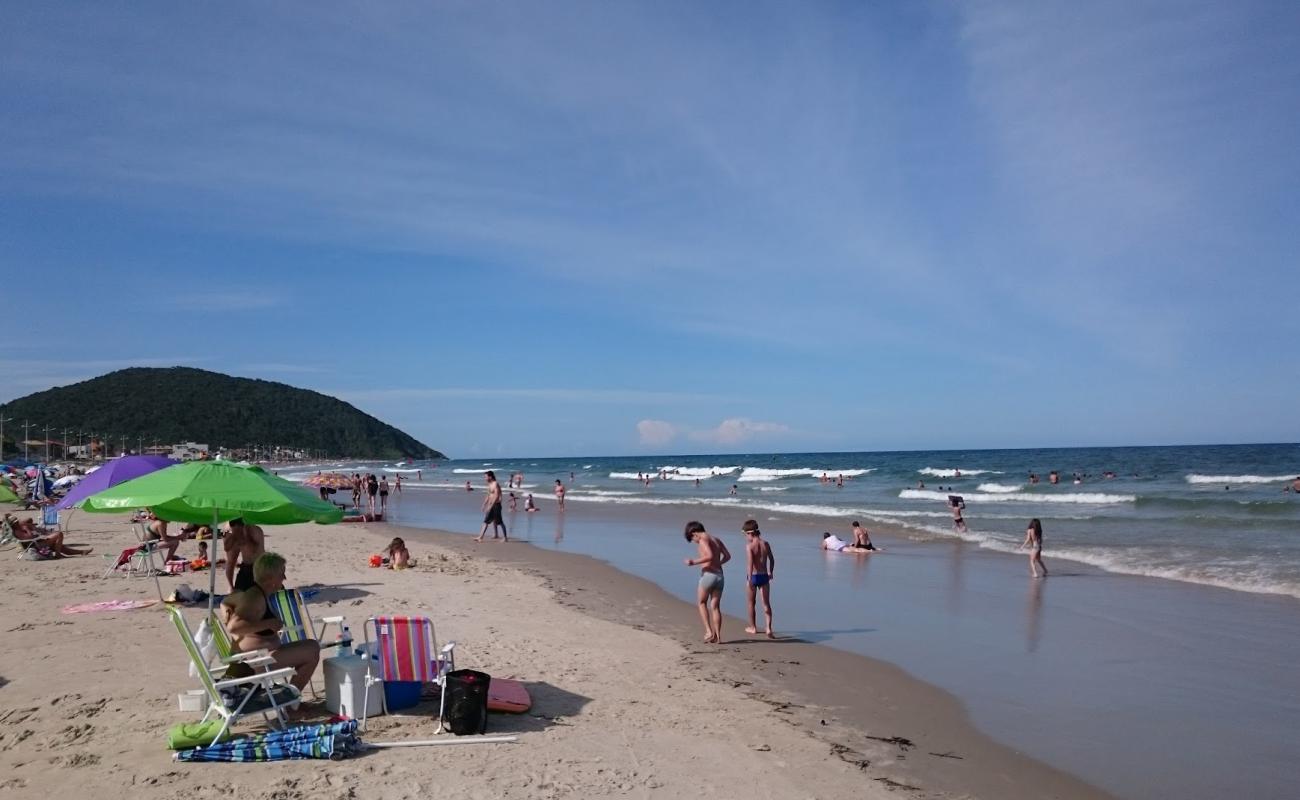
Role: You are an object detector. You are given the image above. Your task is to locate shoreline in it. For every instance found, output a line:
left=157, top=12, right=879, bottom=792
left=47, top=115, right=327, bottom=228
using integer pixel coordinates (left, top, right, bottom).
left=378, top=519, right=1112, bottom=799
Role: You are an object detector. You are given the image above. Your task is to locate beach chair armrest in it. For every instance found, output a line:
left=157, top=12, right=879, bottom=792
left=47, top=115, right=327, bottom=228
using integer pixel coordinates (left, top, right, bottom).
left=320, top=615, right=345, bottom=624
left=225, top=654, right=276, bottom=669
left=214, top=667, right=296, bottom=688
left=223, top=648, right=272, bottom=662
left=440, top=641, right=456, bottom=656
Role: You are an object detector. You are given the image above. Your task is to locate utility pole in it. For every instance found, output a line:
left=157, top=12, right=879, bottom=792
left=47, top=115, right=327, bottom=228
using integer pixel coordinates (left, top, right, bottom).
left=120, top=435, right=127, bottom=458
left=43, top=425, right=51, bottom=462
left=22, top=420, right=32, bottom=462
left=61, top=428, right=70, bottom=460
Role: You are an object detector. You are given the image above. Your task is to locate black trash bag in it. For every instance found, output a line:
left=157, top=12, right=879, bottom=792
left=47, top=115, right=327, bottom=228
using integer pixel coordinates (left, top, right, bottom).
left=442, top=669, right=491, bottom=735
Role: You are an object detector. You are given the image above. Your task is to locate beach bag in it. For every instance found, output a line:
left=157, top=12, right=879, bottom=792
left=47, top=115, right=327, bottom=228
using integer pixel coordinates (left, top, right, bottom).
left=442, top=669, right=491, bottom=735
left=167, top=720, right=232, bottom=750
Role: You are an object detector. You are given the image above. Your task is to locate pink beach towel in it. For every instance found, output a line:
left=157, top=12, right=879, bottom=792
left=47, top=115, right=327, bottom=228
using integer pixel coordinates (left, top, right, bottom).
left=62, top=599, right=157, bottom=614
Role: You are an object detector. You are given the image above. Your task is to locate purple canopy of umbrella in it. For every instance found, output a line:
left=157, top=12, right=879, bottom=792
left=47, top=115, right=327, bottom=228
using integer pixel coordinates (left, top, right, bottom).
left=57, top=455, right=178, bottom=510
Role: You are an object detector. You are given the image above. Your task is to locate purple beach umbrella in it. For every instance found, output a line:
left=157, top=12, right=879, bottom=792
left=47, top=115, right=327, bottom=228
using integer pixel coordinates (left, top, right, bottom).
left=57, top=455, right=178, bottom=511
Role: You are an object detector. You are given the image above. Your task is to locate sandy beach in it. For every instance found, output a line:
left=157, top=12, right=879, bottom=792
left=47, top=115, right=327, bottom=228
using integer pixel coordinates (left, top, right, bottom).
left=0, top=513, right=1108, bottom=799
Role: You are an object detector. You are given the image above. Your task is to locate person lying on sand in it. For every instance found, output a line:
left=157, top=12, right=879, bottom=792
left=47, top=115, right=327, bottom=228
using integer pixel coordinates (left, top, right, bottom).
left=221, top=552, right=320, bottom=693
left=821, top=532, right=874, bottom=553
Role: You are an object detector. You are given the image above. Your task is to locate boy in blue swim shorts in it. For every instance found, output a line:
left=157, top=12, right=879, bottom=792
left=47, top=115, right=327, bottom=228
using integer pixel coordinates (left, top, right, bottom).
left=742, top=519, right=776, bottom=639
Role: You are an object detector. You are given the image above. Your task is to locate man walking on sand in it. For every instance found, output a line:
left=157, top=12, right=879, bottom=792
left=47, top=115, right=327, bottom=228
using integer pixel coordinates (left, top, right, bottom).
left=742, top=519, right=776, bottom=638
left=683, top=520, right=730, bottom=644
left=475, top=470, right=508, bottom=542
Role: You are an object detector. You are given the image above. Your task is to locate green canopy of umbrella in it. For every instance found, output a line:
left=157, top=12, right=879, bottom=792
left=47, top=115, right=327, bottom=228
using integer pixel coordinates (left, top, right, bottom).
left=78, top=461, right=343, bottom=525
left=0, top=483, right=20, bottom=503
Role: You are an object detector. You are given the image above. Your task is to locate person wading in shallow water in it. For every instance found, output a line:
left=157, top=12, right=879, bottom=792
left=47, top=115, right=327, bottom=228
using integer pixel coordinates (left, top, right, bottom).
left=1021, top=518, right=1049, bottom=578
left=741, top=519, right=776, bottom=639
left=683, top=520, right=731, bottom=644
left=475, top=470, right=508, bottom=542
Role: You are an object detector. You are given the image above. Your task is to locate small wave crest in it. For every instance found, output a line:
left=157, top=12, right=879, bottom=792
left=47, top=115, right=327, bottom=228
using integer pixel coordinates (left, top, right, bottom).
left=737, top=467, right=873, bottom=482
left=899, top=488, right=1135, bottom=505
left=1185, top=474, right=1297, bottom=484
left=918, top=467, right=998, bottom=477
left=977, top=483, right=1022, bottom=493
left=659, top=465, right=742, bottom=477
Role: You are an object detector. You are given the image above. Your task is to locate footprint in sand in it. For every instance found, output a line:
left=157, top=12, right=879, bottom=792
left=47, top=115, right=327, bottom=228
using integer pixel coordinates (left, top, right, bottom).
left=53, top=723, right=94, bottom=748
left=0, top=707, right=39, bottom=725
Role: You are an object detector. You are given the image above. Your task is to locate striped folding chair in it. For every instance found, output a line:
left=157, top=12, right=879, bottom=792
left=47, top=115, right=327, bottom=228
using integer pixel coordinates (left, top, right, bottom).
left=266, top=589, right=346, bottom=697
left=360, top=616, right=456, bottom=731
left=207, top=610, right=277, bottom=672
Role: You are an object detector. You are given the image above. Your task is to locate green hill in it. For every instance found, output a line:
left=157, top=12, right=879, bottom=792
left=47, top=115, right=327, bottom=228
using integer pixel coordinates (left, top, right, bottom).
left=0, top=367, right=444, bottom=460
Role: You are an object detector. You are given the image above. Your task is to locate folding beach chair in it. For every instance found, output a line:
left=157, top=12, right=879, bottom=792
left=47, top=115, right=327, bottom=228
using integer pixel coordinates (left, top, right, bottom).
left=5, top=515, right=59, bottom=561
left=0, top=517, right=19, bottom=551
left=40, top=506, right=63, bottom=533
left=360, top=615, right=456, bottom=732
left=167, top=607, right=300, bottom=746
left=266, top=589, right=347, bottom=697
left=205, top=610, right=278, bottom=673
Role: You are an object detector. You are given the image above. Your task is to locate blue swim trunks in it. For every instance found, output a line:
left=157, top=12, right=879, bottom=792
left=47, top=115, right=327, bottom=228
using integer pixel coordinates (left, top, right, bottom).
left=749, top=573, right=770, bottom=587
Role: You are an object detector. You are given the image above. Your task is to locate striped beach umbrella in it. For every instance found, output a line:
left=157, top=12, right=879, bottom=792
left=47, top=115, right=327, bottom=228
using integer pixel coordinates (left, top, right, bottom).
left=175, top=721, right=363, bottom=762
left=303, top=472, right=354, bottom=489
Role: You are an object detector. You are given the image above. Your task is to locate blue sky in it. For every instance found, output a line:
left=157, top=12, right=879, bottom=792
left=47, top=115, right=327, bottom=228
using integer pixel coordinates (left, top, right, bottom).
left=2, top=2, right=1297, bottom=457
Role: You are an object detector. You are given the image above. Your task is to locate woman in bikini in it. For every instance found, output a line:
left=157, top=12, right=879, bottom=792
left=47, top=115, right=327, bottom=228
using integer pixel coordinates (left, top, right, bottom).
left=1021, top=518, right=1049, bottom=578
left=221, top=552, right=320, bottom=691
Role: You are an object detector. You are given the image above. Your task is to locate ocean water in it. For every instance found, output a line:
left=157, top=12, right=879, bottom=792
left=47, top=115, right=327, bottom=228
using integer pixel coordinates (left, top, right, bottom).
left=287, top=443, right=1300, bottom=599
left=280, top=444, right=1300, bottom=799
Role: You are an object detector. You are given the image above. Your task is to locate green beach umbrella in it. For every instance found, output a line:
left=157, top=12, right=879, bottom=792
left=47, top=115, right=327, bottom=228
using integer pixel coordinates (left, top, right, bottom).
left=80, top=460, right=342, bottom=607
left=79, top=460, right=342, bottom=525
left=0, top=483, right=20, bottom=503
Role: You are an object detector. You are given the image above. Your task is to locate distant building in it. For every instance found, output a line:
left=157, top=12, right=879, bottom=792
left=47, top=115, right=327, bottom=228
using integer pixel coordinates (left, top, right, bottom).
left=171, top=442, right=209, bottom=461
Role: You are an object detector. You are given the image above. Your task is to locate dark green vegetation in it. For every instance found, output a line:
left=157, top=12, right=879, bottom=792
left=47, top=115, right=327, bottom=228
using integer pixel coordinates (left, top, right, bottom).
left=0, top=367, right=443, bottom=460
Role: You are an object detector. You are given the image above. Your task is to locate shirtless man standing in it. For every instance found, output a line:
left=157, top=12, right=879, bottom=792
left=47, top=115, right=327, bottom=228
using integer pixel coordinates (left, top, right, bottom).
left=683, top=520, right=731, bottom=644
left=225, top=517, right=266, bottom=592
left=554, top=479, right=566, bottom=511
left=742, top=519, right=775, bottom=639
left=475, top=470, right=508, bottom=542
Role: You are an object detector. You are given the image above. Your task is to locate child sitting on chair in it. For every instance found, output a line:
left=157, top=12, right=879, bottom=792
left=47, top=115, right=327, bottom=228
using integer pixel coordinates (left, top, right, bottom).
left=386, top=537, right=414, bottom=569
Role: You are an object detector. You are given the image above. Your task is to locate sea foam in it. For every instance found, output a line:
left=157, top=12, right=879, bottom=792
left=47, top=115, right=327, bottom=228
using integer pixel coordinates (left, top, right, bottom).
left=918, top=467, right=998, bottom=477
left=899, top=488, right=1135, bottom=505
left=1185, top=474, right=1296, bottom=484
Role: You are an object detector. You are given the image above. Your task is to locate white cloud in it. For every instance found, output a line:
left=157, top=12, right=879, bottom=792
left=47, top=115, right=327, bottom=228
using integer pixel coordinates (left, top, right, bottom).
left=636, top=419, right=680, bottom=446
left=689, top=418, right=790, bottom=445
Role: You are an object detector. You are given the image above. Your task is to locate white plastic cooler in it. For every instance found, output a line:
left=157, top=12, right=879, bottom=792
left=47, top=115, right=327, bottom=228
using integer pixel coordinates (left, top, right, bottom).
left=323, top=652, right=382, bottom=720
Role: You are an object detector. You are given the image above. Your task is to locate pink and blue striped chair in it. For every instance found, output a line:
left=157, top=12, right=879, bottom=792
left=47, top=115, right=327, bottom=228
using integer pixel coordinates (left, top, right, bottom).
left=360, top=615, right=456, bottom=731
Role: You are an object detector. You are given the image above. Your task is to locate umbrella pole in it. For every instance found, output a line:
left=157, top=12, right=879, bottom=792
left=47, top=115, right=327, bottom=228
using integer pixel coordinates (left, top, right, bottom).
left=362, top=736, right=517, bottom=748
left=208, top=508, right=219, bottom=612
